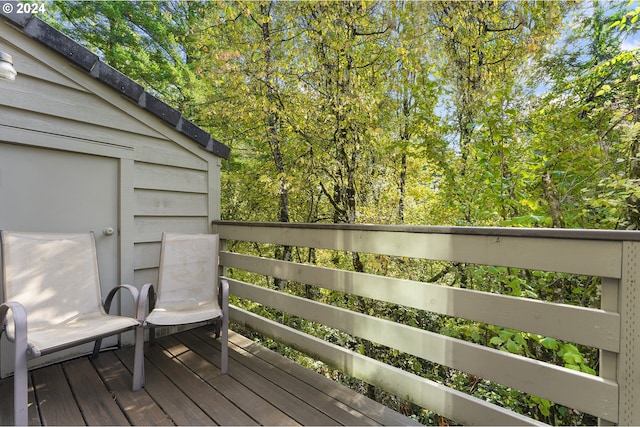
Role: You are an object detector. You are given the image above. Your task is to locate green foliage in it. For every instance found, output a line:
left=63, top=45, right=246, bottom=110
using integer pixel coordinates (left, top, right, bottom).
left=43, top=1, right=639, bottom=424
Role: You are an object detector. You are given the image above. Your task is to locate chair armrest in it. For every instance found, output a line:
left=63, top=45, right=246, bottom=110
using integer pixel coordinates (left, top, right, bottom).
left=103, top=284, right=141, bottom=319
left=138, top=283, right=156, bottom=324
left=0, top=301, right=31, bottom=355
left=219, top=277, right=229, bottom=304
left=220, top=278, right=229, bottom=315
left=92, top=284, right=150, bottom=360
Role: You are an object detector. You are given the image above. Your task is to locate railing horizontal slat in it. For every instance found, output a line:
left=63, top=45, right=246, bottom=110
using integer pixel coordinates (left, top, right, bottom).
left=220, top=252, right=620, bottom=352
left=229, top=278, right=618, bottom=422
left=215, top=224, right=622, bottom=278
left=230, top=305, right=547, bottom=426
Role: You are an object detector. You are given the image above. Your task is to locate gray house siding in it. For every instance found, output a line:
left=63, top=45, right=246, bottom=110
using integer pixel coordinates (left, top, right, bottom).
left=0, top=16, right=226, bottom=374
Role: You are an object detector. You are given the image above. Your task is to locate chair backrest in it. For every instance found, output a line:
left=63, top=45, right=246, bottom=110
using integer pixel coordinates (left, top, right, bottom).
left=1, top=231, right=105, bottom=331
left=156, top=233, right=219, bottom=309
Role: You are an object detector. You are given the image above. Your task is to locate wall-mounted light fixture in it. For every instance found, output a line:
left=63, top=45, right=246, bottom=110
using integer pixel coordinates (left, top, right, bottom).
left=0, top=51, right=17, bottom=81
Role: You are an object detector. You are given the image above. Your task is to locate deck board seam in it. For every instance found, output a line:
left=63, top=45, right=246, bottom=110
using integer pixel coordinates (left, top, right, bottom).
left=189, top=328, right=381, bottom=426
left=155, top=336, right=272, bottom=426
left=0, top=327, right=418, bottom=426
left=186, top=329, right=353, bottom=425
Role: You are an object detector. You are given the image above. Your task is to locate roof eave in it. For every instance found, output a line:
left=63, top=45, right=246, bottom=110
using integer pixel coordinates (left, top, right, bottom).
left=0, top=7, right=230, bottom=160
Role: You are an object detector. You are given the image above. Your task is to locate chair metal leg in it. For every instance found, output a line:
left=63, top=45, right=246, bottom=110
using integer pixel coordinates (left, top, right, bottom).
left=213, top=318, right=221, bottom=339
left=132, top=325, right=145, bottom=391
left=220, top=279, right=229, bottom=375
left=132, top=283, right=153, bottom=390
left=91, top=339, right=102, bottom=359
left=220, top=318, right=228, bottom=375
left=13, top=349, right=28, bottom=426
left=150, top=326, right=156, bottom=346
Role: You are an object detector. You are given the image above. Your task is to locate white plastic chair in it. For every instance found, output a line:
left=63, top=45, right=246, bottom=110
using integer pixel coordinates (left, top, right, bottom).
left=140, top=232, right=228, bottom=386
left=0, top=231, right=145, bottom=426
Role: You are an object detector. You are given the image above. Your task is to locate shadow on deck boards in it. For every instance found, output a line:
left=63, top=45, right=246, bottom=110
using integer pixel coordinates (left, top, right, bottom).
left=0, top=328, right=420, bottom=426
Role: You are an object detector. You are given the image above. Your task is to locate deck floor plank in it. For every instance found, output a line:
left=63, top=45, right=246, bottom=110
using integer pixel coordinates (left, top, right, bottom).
left=92, top=351, right=172, bottom=426
left=0, top=327, right=420, bottom=426
left=0, top=374, right=40, bottom=426
left=177, top=330, right=342, bottom=426
left=62, top=357, right=130, bottom=426
left=195, top=329, right=380, bottom=426
left=31, top=363, right=85, bottom=426
left=26, top=377, right=40, bottom=427
left=158, top=335, right=300, bottom=426
left=144, top=340, right=257, bottom=426
left=115, top=347, right=216, bottom=426
left=226, top=330, right=421, bottom=426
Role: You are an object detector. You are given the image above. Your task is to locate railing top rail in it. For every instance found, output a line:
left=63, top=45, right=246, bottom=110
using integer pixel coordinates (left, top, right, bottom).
left=213, top=220, right=640, bottom=242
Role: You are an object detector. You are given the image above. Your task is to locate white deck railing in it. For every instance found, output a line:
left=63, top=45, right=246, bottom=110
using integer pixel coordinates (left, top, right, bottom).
left=211, top=221, right=640, bottom=425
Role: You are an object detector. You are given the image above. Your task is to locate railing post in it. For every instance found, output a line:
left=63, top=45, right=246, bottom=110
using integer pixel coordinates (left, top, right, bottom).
left=600, top=277, right=619, bottom=426
left=617, top=241, right=640, bottom=425
left=212, top=222, right=228, bottom=278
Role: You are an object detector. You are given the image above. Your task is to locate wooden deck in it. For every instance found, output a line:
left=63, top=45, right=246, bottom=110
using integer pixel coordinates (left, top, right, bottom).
left=0, top=327, right=420, bottom=426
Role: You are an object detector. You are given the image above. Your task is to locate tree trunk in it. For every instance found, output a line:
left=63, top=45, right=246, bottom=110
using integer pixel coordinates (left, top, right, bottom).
left=541, top=172, right=565, bottom=228
left=398, top=153, right=407, bottom=223
left=260, top=2, right=291, bottom=288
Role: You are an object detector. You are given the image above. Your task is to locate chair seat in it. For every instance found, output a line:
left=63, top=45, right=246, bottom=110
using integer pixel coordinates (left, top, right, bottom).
left=145, top=301, right=222, bottom=326
left=6, top=313, right=139, bottom=355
